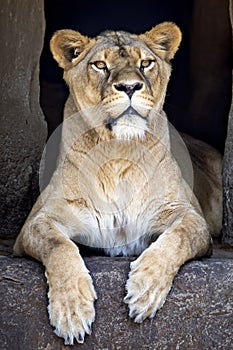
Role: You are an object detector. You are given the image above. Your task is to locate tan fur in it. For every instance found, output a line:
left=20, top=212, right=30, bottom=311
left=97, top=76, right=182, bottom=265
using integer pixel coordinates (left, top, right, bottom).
left=14, top=22, right=222, bottom=345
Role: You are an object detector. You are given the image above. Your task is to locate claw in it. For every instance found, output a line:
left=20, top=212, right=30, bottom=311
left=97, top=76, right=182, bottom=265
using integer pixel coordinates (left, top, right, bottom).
left=86, top=322, right=92, bottom=335
left=129, top=307, right=137, bottom=318
left=149, top=309, right=157, bottom=319
left=124, top=294, right=133, bottom=303
left=134, top=313, right=146, bottom=323
left=64, top=334, right=74, bottom=346
left=77, top=332, right=84, bottom=344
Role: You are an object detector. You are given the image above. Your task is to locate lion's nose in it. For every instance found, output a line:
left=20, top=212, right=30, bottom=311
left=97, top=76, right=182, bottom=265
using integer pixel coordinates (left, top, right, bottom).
left=114, top=82, right=143, bottom=99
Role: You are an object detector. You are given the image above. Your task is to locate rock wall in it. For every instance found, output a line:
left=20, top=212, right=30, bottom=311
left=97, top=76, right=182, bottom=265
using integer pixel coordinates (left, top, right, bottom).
left=0, top=0, right=46, bottom=240
left=222, top=0, right=233, bottom=245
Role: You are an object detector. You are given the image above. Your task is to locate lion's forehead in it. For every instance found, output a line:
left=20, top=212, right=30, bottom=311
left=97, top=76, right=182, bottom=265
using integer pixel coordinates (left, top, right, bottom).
left=97, top=30, right=140, bottom=46
left=87, top=32, right=155, bottom=63
left=94, top=48, right=142, bottom=64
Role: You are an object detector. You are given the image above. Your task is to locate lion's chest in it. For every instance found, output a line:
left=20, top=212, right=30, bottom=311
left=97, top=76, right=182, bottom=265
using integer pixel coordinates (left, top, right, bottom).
left=61, top=137, right=182, bottom=256
left=69, top=157, right=168, bottom=256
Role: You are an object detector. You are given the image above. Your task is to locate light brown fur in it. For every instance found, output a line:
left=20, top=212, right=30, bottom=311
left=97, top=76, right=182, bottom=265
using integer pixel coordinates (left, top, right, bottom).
left=14, top=22, right=222, bottom=345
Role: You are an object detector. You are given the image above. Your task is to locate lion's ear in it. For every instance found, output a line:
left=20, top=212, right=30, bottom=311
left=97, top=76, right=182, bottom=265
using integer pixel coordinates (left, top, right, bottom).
left=50, top=29, right=92, bottom=69
left=140, top=22, right=182, bottom=62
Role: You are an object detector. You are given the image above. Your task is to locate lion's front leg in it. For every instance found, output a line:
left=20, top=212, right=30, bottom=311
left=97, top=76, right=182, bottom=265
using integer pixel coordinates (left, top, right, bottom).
left=124, top=210, right=211, bottom=322
left=46, top=244, right=97, bottom=345
left=14, top=219, right=97, bottom=345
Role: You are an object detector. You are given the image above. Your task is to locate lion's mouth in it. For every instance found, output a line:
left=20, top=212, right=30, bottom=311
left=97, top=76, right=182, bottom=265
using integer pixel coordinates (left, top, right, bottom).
left=104, top=107, right=146, bottom=131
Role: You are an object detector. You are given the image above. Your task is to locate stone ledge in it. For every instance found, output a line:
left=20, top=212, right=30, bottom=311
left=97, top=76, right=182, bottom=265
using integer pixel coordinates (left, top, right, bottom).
left=0, top=255, right=233, bottom=350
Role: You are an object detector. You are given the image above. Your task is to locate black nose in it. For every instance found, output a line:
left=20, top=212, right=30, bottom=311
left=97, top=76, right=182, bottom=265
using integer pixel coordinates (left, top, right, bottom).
left=114, top=82, right=143, bottom=98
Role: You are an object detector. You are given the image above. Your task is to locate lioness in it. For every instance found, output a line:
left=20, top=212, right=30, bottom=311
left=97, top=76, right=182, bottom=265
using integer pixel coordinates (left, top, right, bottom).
left=14, top=22, right=222, bottom=345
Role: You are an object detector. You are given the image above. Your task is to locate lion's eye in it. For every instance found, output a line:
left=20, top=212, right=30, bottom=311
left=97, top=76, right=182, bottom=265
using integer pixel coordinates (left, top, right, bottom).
left=92, top=61, right=108, bottom=71
left=140, top=60, right=154, bottom=70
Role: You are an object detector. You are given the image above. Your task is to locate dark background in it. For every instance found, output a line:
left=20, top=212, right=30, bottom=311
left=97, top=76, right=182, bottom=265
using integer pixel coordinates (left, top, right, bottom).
left=40, top=0, right=232, bottom=152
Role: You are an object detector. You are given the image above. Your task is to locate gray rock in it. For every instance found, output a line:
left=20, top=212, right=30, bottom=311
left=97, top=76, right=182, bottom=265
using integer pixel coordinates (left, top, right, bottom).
left=0, top=255, right=233, bottom=350
left=222, top=0, right=233, bottom=246
left=0, top=0, right=46, bottom=237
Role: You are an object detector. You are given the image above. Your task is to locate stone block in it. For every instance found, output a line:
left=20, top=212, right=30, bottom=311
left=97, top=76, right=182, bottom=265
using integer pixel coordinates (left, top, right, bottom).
left=0, top=255, right=232, bottom=350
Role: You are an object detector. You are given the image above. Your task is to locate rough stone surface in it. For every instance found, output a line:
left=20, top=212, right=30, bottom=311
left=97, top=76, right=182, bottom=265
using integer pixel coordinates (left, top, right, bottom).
left=222, top=0, right=233, bottom=246
left=0, top=255, right=233, bottom=350
left=0, top=0, right=46, bottom=238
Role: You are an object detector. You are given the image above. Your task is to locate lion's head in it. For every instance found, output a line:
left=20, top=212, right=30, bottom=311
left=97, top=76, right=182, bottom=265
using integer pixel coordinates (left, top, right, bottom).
left=50, top=22, right=181, bottom=140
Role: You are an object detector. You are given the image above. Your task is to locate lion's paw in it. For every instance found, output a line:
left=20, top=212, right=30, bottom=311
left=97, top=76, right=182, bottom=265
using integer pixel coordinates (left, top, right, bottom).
left=47, top=272, right=97, bottom=345
left=124, top=257, right=174, bottom=323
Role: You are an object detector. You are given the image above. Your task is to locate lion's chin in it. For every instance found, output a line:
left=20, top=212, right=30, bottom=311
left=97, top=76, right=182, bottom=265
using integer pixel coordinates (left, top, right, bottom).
left=111, top=115, right=149, bottom=141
